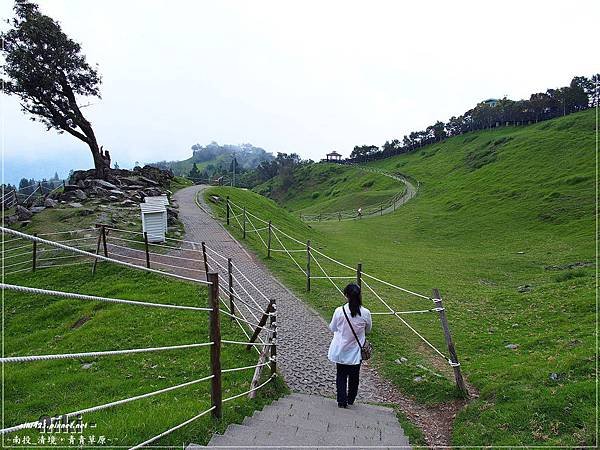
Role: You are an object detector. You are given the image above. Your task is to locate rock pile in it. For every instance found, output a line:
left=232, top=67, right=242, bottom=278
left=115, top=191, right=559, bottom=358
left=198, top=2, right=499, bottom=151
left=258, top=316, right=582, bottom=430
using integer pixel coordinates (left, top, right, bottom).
left=7, top=166, right=175, bottom=226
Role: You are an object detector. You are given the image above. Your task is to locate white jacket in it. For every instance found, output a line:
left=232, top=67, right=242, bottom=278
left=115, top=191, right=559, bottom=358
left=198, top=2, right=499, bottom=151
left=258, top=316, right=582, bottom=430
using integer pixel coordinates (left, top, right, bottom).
left=327, top=304, right=372, bottom=365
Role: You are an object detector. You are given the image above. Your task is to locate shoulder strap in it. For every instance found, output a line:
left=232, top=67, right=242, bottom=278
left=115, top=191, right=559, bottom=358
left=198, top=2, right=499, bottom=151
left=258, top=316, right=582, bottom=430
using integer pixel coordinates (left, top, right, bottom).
left=342, top=305, right=363, bottom=348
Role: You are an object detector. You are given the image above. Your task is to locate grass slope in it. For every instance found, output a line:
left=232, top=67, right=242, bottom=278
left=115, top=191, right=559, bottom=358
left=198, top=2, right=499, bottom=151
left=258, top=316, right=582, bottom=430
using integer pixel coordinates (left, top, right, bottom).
left=254, top=163, right=403, bottom=215
left=204, top=109, right=596, bottom=446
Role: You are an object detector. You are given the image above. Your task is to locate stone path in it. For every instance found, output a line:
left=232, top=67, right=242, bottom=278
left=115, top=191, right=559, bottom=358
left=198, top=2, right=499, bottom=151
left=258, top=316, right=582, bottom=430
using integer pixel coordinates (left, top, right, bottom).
left=188, top=393, right=411, bottom=449
left=174, top=185, right=393, bottom=401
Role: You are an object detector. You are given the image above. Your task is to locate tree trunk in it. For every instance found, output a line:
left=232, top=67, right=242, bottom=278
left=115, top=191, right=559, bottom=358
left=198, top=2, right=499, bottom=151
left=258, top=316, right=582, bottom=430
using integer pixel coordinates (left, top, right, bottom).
left=88, top=140, right=110, bottom=179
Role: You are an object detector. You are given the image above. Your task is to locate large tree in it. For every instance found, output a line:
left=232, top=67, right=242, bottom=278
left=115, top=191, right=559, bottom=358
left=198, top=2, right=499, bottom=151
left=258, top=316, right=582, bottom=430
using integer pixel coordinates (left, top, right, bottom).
left=1, top=1, right=110, bottom=178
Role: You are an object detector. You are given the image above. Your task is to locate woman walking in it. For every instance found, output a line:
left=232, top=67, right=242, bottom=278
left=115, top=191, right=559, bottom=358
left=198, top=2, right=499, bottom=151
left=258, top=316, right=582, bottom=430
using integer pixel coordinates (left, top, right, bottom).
left=327, top=283, right=372, bottom=408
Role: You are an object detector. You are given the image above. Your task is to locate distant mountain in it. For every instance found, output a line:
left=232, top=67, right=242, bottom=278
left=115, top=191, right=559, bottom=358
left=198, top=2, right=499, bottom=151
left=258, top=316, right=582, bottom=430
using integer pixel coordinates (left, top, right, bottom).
left=151, top=142, right=275, bottom=177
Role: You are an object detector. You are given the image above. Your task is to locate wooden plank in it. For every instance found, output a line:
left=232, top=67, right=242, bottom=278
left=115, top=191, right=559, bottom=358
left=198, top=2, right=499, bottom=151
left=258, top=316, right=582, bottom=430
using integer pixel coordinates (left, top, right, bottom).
left=246, top=300, right=274, bottom=350
left=201, top=242, right=209, bottom=281
left=248, top=346, right=269, bottom=399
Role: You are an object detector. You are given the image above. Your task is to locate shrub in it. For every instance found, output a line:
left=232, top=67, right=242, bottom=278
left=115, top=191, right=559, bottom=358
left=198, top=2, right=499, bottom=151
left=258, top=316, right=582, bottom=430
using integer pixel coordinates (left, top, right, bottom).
left=311, top=192, right=320, bottom=199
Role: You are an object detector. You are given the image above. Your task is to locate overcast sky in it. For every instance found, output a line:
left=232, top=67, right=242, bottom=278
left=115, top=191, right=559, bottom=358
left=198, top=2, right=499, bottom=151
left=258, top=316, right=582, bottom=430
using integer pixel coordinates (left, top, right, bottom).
left=2, top=0, right=598, bottom=184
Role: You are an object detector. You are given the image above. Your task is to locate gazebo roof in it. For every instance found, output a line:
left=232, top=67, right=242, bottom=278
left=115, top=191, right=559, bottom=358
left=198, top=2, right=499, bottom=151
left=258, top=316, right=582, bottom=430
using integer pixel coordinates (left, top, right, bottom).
left=327, top=151, right=342, bottom=156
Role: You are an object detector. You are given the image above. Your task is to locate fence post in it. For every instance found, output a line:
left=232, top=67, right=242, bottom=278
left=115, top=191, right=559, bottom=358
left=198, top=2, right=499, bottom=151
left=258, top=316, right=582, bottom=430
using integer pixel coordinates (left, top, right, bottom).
left=207, top=272, right=222, bottom=419
left=32, top=233, right=37, bottom=272
left=356, top=263, right=362, bottom=289
left=226, top=196, right=230, bottom=226
left=267, top=221, right=272, bottom=258
left=380, top=205, right=383, bottom=216
left=247, top=300, right=274, bottom=349
left=101, top=226, right=108, bottom=257
left=201, top=242, right=209, bottom=280
left=306, top=240, right=311, bottom=292
left=338, top=212, right=341, bottom=222
left=143, top=232, right=150, bottom=269
left=243, top=207, right=246, bottom=239
left=394, top=198, right=397, bottom=211
left=432, top=288, right=468, bottom=396
left=92, top=227, right=103, bottom=275
left=270, top=298, right=277, bottom=375
left=228, top=257, right=234, bottom=318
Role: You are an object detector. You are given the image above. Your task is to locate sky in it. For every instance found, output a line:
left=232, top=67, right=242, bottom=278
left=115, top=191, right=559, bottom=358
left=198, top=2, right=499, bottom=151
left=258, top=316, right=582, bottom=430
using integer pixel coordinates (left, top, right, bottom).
left=1, top=0, right=598, bottom=185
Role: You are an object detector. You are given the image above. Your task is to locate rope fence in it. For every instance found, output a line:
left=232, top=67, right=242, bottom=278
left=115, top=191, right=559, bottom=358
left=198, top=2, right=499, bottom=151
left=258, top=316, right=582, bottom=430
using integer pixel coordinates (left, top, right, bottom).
left=1, top=228, right=280, bottom=446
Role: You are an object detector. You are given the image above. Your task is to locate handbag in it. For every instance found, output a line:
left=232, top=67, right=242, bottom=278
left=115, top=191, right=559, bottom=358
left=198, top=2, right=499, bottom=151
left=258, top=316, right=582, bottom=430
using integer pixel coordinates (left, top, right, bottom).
left=342, top=305, right=373, bottom=361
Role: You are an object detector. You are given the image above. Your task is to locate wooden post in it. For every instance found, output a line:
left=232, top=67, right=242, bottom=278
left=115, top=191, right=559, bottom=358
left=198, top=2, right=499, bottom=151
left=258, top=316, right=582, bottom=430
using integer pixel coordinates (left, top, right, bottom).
left=242, top=207, right=246, bottom=239
left=207, top=272, right=222, bottom=419
left=432, top=288, right=468, bottom=396
left=143, top=232, right=150, bottom=269
left=226, top=196, right=230, bottom=225
left=248, top=345, right=269, bottom=399
left=267, top=221, right=272, bottom=258
left=247, top=300, right=274, bottom=350
left=356, top=263, right=362, bottom=289
left=32, top=233, right=37, bottom=272
left=92, top=228, right=103, bottom=275
left=338, top=212, right=341, bottom=222
left=201, top=242, right=209, bottom=281
left=270, top=298, right=277, bottom=375
left=394, top=198, right=397, bottom=211
left=306, top=240, right=311, bottom=292
left=101, top=226, right=108, bottom=257
left=380, top=205, right=383, bottom=216
left=228, top=257, right=234, bottom=318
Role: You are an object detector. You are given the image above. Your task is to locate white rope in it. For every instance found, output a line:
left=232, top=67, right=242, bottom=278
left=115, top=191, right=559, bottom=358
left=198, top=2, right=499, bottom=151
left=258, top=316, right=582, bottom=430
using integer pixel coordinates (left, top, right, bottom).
left=1, top=237, right=24, bottom=245
left=3, top=243, right=31, bottom=252
left=309, top=276, right=355, bottom=280
left=105, top=226, right=143, bottom=235
left=244, top=213, right=269, bottom=249
left=37, top=261, right=90, bottom=270
left=269, top=248, right=305, bottom=253
left=3, top=251, right=30, bottom=260
left=221, top=340, right=273, bottom=346
left=3, top=260, right=30, bottom=269
left=1, top=374, right=215, bottom=435
left=37, top=228, right=95, bottom=237
left=203, top=244, right=228, bottom=260
left=1, top=342, right=214, bottom=363
left=218, top=307, right=269, bottom=331
left=221, top=359, right=271, bottom=373
left=230, top=261, right=271, bottom=303
left=1, top=227, right=212, bottom=285
left=362, top=279, right=446, bottom=360
left=222, top=374, right=275, bottom=403
left=1, top=283, right=212, bottom=312
left=310, top=251, right=345, bottom=297
left=270, top=227, right=307, bottom=276
left=361, top=271, right=431, bottom=300
left=4, top=267, right=31, bottom=276
left=128, top=406, right=216, bottom=450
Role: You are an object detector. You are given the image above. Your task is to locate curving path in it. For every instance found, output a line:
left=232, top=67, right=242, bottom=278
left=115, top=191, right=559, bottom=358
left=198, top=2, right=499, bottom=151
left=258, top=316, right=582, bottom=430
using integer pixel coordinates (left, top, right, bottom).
left=172, top=185, right=464, bottom=446
left=301, top=168, right=418, bottom=222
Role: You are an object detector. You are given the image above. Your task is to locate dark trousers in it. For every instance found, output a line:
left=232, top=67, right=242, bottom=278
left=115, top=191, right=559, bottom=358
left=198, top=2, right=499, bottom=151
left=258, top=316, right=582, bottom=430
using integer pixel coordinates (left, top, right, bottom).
left=336, top=362, right=361, bottom=405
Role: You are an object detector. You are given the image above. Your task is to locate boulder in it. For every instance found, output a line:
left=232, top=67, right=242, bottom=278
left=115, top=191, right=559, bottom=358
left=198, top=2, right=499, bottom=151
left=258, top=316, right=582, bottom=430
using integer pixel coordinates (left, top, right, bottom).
left=6, top=215, right=18, bottom=226
left=139, top=176, right=159, bottom=186
left=63, top=184, right=79, bottom=192
left=74, top=189, right=88, bottom=200
left=69, top=202, right=83, bottom=208
left=120, top=199, right=137, bottom=207
left=108, top=196, right=119, bottom=202
left=123, top=184, right=144, bottom=190
left=108, top=189, right=125, bottom=198
left=30, top=206, right=46, bottom=214
left=16, top=205, right=32, bottom=221
left=94, top=179, right=119, bottom=190
left=44, top=198, right=58, bottom=208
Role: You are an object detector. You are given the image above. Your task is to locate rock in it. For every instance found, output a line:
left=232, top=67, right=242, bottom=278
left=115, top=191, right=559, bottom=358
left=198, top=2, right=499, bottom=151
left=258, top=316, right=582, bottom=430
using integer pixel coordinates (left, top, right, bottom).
left=30, top=206, right=46, bottom=214
left=413, top=376, right=424, bottom=383
left=6, top=215, right=18, bottom=225
left=77, top=180, right=86, bottom=189
left=74, top=189, right=87, bottom=200
left=108, top=189, right=125, bottom=198
left=124, top=184, right=144, bottom=190
left=394, top=356, right=408, bottom=365
left=94, top=179, right=119, bottom=190
left=16, top=205, right=32, bottom=221
left=44, top=198, right=58, bottom=208
left=63, top=184, right=79, bottom=192
left=81, top=362, right=94, bottom=370
left=517, top=284, right=532, bottom=293
left=505, top=343, right=519, bottom=350
left=108, top=196, right=119, bottom=202
left=120, top=199, right=137, bottom=207
left=517, top=251, right=525, bottom=254
left=69, top=202, right=83, bottom=208
left=139, top=176, right=159, bottom=186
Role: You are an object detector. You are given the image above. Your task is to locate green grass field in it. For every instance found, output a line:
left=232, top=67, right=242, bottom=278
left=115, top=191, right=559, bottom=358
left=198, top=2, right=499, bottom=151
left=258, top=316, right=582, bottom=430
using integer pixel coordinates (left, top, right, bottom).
left=3, top=262, right=287, bottom=447
left=254, top=163, right=404, bottom=215
left=204, top=109, right=596, bottom=446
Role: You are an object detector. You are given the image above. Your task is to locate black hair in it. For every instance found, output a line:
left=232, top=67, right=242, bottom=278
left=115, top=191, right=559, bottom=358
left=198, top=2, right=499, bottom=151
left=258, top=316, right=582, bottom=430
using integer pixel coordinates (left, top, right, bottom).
left=343, top=283, right=362, bottom=317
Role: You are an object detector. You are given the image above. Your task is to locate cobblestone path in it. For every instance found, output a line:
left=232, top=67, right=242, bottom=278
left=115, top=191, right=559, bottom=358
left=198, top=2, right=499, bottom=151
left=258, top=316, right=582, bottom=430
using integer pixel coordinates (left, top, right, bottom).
left=174, top=185, right=400, bottom=401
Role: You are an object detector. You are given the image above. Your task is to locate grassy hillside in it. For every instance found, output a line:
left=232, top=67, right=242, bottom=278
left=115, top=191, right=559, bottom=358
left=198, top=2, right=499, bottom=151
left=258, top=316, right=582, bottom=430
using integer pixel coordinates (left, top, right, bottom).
left=254, top=163, right=404, bottom=215
left=204, top=109, right=596, bottom=446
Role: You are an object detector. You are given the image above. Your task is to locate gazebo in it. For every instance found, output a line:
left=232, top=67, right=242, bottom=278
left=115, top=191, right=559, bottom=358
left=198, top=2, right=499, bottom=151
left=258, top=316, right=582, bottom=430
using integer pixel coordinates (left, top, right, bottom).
left=326, top=151, right=342, bottom=162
